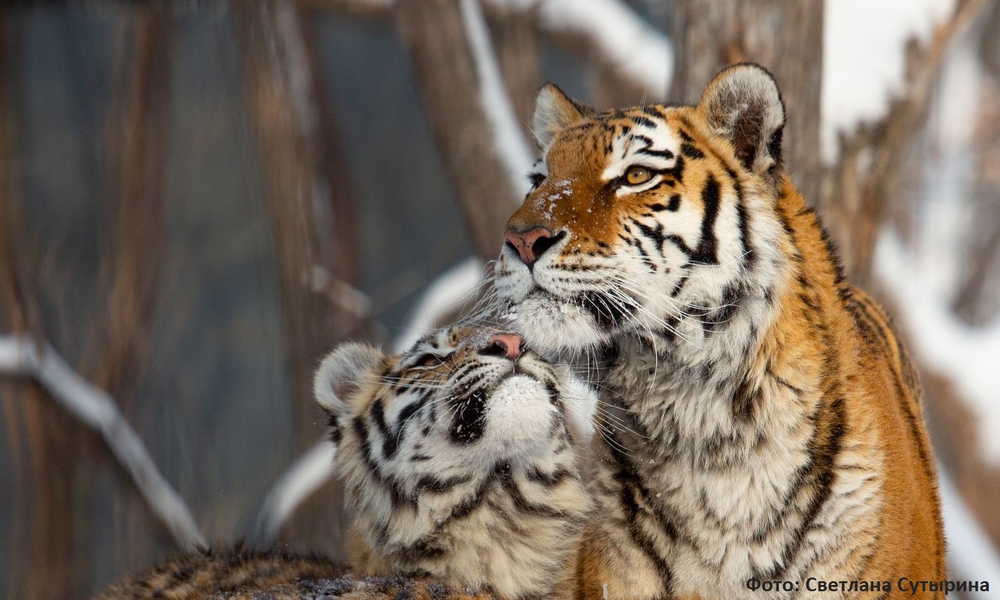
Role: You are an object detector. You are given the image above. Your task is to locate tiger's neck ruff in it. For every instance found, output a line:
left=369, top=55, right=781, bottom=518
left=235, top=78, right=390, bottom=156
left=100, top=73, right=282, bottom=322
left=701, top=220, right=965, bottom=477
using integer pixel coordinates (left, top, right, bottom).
left=496, top=65, right=943, bottom=599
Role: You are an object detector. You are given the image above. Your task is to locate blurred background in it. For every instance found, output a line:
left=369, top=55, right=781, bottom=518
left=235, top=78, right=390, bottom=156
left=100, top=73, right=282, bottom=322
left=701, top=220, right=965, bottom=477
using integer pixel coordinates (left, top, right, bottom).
left=0, top=0, right=998, bottom=598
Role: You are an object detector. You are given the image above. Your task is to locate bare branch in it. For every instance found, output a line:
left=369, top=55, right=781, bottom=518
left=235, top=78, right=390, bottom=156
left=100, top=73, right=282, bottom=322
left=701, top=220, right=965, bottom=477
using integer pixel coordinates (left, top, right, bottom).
left=251, top=439, right=337, bottom=544
left=515, top=0, right=672, bottom=102
left=306, top=0, right=672, bottom=103
left=0, top=335, right=207, bottom=552
left=826, top=0, right=991, bottom=282
left=460, top=0, right=534, bottom=195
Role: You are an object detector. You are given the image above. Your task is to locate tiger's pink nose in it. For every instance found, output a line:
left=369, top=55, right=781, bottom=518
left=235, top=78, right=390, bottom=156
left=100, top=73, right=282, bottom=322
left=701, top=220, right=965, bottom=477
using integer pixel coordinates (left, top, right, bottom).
left=504, top=227, right=555, bottom=268
left=485, top=334, right=522, bottom=360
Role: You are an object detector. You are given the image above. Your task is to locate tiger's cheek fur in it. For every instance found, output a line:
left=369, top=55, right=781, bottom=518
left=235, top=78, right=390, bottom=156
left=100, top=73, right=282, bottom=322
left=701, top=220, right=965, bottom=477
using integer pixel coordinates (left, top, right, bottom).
left=498, top=108, right=785, bottom=361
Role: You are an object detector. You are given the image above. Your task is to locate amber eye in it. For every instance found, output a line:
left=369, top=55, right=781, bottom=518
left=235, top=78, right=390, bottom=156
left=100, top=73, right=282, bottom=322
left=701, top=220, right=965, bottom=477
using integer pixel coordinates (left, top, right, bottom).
left=624, top=166, right=653, bottom=186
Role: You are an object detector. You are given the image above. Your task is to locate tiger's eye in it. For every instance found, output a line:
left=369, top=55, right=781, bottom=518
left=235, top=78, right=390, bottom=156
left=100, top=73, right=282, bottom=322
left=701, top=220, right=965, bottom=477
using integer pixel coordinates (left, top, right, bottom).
left=625, top=166, right=652, bottom=186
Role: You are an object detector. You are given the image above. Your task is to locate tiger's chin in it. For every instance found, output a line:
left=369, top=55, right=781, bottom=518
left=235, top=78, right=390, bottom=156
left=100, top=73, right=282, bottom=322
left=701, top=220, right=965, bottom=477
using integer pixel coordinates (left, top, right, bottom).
left=484, top=375, right=558, bottom=459
left=501, top=290, right=609, bottom=358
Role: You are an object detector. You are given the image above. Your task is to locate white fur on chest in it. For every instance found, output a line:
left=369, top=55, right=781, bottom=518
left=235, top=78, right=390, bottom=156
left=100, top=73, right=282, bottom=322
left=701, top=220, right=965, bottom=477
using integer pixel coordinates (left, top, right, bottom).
left=591, top=339, right=885, bottom=598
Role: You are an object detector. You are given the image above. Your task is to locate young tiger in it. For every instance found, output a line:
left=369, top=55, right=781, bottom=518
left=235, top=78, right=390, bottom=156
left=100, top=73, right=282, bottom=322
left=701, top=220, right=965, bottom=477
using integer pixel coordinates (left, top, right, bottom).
left=495, top=64, right=944, bottom=599
left=95, top=326, right=591, bottom=600
left=314, top=325, right=591, bottom=599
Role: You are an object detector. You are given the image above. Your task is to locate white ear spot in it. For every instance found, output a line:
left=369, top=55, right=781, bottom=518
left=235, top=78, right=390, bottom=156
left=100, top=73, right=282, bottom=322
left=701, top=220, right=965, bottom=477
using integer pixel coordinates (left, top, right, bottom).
left=314, top=343, right=383, bottom=416
left=698, top=63, right=785, bottom=176
left=532, top=83, right=593, bottom=149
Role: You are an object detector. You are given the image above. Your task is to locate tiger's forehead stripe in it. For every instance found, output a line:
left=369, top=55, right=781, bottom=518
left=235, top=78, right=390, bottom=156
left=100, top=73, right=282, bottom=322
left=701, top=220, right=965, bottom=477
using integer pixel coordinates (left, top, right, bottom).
left=513, top=105, right=737, bottom=255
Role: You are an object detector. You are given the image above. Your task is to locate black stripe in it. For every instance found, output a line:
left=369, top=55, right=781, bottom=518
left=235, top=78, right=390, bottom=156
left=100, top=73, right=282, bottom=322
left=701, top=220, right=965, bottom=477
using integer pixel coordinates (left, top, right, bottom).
left=581, top=290, right=635, bottom=329
left=415, top=473, right=472, bottom=494
left=726, top=167, right=754, bottom=269
left=326, top=412, right=341, bottom=446
left=680, top=143, right=704, bottom=159
left=633, top=220, right=666, bottom=257
left=666, top=154, right=685, bottom=181
left=353, top=417, right=412, bottom=509
left=637, top=147, right=675, bottom=160
left=606, top=432, right=675, bottom=594
left=526, top=467, right=574, bottom=487
left=690, top=175, right=721, bottom=265
left=630, top=234, right=656, bottom=272
left=631, top=116, right=657, bottom=129
left=669, top=270, right=689, bottom=298
left=371, top=399, right=398, bottom=459
left=449, top=388, right=487, bottom=444
left=499, top=467, right=571, bottom=518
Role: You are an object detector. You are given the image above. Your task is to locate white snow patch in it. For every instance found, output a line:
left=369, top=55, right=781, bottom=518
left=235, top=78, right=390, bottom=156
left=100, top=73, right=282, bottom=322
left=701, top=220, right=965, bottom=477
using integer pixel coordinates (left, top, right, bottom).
left=874, top=230, right=1000, bottom=462
left=896, top=34, right=981, bottom=303
left=821, top=0, right=956, bottom=161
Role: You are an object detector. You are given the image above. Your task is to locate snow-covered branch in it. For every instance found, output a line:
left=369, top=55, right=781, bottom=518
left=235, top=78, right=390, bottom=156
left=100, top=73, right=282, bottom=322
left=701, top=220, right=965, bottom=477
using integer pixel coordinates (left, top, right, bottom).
left=393, top=256, right=486, bottom=353
left=251, top=439, right=338, bottom=543
left=0, top=335, right=207, bottom=552
left=460, top=0, right=534, bottom=197
left=822, top=0, right=988, bottom=162
left=506, top=0, right=672, bottom=101
left=308, top=0, right=672, bottom=102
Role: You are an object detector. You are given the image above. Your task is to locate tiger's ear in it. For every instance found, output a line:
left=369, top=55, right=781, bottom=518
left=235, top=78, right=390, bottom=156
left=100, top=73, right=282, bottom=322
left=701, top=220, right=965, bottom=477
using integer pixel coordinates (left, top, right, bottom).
left=532, top=83, right=593, bottom=148
left=314, top=343, right=384, bottom=417
left=698, top=63, right=785, bottom=177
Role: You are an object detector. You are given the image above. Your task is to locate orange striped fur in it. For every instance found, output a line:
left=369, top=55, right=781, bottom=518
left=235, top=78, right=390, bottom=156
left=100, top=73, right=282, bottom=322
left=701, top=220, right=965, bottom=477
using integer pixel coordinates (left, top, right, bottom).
left=495, top=64, right=944, bottom=599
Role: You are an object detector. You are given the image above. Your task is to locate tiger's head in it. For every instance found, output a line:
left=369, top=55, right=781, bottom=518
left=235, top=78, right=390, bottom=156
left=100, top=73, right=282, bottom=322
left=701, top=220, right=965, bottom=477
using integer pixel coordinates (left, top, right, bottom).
left=313, top=325, right=591, bottom=597
left=496, top=64, right=791, bottom=361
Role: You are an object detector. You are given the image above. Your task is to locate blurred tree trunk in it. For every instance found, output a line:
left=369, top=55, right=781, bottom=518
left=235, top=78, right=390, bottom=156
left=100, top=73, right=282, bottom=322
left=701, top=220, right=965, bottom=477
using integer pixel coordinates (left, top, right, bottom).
left=98, top=6, right=173, bottom=581
left=0, top=15, right=77, bottom=600
left=235, top=0, right=366, bottom=562
left=99, top=8, right=169, bottom=411
left=951, top=0, right=1000, bottom=327
left=396, top=0, right=523, bottom=258
left=235, top=0, right=362, bottom=448
left=485, top=3, right=541, bottom=138
left=826, top=0, right=986, bottom=285
left=670, top=0, right=824, bottom=207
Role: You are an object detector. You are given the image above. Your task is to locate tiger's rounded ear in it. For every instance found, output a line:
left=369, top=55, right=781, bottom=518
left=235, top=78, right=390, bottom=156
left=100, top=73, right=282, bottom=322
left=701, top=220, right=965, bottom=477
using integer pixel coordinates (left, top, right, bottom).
left=532, top=83, right=593, bottom=148
left=314, top=343, right=384, bottom=416
left=698, top=63, right=785, bottom=177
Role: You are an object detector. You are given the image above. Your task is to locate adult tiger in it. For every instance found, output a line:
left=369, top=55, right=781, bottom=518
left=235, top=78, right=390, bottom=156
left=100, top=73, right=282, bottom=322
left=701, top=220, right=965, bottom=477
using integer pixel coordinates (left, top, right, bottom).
left=495, top=64, right=944, bottom=599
